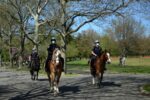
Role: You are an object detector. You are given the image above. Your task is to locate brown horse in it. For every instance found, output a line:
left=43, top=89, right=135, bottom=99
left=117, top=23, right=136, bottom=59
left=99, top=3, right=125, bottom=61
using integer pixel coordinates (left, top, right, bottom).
left=47, top=48, right=63, bottom=95
left=90, top=50, right=111, bottom=87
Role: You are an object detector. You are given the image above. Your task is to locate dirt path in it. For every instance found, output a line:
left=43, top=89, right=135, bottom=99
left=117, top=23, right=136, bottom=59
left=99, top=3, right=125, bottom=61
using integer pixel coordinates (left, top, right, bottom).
left=0, top=68, right=150, bottom=100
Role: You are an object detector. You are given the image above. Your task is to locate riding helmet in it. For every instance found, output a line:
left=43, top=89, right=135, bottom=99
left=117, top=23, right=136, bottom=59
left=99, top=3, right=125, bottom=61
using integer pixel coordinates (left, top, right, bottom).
left=51, top=37, right=56, bottom=44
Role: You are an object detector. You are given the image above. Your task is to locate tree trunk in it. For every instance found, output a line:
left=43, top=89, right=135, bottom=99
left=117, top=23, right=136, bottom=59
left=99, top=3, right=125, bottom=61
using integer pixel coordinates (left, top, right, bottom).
left=18, top=31, right=26, bottom=69
left=60, top=35, right=67, bottom=73
left=60, top=0, right=67, bottom=73
left=34, top=15, right=39, bottom=52
left=9, top=32, right=13, bottom=67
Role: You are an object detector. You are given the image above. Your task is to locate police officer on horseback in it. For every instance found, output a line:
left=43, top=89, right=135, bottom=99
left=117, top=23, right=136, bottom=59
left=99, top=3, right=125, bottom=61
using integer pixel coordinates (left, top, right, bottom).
left=30, top=47, right=40, bottom=69
left=29, top=47, right=40, bottom=80
left=45, top=37, right=64, bottom=72
left=90, top=40, right=106, bottom=70
left=91, top=40, right=102, bottom=57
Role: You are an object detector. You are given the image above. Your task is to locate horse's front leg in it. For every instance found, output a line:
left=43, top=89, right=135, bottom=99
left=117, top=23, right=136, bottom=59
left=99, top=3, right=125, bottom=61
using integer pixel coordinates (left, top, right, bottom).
left=50, top=73, right=55, bottom=92
left=100, top=72, right=103, bottom=84
left=97, top=75, right=101, bottom=87
left=92, top=76, right=96, bottom=85
left=53, top=73, right=60, bottom=95
left=96, top=70, right=101, bottom=88
left=47, top=72, right=52, bottom=92
left=55, top=71, right=62, bottom=94
left=98, top=72, right=104, bottom=88
left=53, top=81, right=59, bottom=96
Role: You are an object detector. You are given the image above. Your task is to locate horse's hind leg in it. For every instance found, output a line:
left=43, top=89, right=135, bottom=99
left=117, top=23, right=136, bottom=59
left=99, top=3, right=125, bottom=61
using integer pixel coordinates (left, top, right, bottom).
left=30, top=70, right=33, bottom=80
left=36, top=70, right=39, bottom=80
left=33, top=71, right=36, bottom=80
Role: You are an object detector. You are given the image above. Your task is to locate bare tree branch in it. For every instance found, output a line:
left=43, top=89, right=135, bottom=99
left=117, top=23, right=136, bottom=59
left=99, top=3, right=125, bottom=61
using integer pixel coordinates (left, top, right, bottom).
left=26, top=5, right=35, bottom=18
left=37, top=0, right=48, bottom=14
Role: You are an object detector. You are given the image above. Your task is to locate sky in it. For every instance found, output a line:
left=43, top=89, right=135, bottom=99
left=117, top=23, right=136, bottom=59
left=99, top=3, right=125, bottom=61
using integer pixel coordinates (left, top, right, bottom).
left=77, top=15, right=150, bottom=37
left=76, top=1, right=150, bottom=37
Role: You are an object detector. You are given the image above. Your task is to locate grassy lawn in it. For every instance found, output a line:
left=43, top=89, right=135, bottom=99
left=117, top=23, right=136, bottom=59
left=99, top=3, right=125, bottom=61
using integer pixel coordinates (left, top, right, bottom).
left=67, top=59, right=89, bottom=70
left=67, top=57, right=150, bottom=74
left=1, top=56, right=150, bottom=74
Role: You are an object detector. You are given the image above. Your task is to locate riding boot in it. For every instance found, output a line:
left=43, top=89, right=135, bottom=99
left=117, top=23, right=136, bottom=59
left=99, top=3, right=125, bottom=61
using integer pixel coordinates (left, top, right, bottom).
left=61, top=57, right=65, bottom=72
left=45, top=60, right=48, bottom=72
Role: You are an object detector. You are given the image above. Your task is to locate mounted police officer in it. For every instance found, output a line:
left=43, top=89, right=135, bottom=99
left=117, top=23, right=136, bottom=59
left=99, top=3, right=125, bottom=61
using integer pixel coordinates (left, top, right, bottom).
left=30, top=47, right=40, bottom=69
left=45, top=37, right=64, bottom=72
left=90, top=40, right=106, bottom=70
left=29, top=47, right=40, bottom=80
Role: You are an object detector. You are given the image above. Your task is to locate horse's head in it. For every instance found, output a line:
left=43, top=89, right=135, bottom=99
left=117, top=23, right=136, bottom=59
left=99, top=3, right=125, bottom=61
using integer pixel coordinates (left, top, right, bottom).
left=102, top=50, right=111, bottom=64
left=52, top=48, right=61, bottom=64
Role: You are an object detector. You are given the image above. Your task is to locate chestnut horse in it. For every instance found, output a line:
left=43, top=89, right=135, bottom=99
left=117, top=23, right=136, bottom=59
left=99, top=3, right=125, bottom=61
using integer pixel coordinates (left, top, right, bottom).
left=47, top=48, right=63, bottom=95
left=90, top=50, right=111, bottom=87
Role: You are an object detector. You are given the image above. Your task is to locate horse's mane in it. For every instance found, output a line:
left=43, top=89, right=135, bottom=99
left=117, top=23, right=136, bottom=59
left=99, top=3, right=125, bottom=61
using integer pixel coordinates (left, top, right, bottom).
left=51, top=48, right=61, bottom=64
left=52, top=48, right=58, bottom=61
left=98, top=50, right=109, bottom=62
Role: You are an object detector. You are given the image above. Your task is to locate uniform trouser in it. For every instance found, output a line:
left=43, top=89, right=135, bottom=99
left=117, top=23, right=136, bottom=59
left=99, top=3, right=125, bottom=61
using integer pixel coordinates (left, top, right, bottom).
left=45, top=58, right=51, bottom=72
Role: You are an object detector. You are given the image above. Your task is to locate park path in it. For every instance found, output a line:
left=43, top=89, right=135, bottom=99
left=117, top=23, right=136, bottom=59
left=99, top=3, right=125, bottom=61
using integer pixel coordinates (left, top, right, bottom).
left=0, top=68, right=150, bottom=100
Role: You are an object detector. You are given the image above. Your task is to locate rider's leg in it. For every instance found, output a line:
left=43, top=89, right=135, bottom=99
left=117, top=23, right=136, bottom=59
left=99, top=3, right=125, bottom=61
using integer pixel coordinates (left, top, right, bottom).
left=45, top=59, right=49, bottom=72
left=60, top=57, right=64, bottom=72
left=91, top=56, right=96, bottom=66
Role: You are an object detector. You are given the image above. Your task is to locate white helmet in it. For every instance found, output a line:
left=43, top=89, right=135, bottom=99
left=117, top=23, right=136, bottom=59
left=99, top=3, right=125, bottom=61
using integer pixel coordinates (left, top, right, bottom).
left=95, top=40, right=99, bottom=43
left=96, top=43, right=100, bottom=46
left=32, top=47, right=37, bottom=52
left=51, top=37, right=56, bottom=44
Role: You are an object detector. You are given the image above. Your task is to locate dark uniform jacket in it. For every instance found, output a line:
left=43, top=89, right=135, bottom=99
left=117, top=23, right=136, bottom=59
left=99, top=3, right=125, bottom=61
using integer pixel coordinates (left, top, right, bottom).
left=30, top=52, right=40, bottom=70
left=47, top=44, right=60, bottom=60
left=92, top=46, right=102, bottom=56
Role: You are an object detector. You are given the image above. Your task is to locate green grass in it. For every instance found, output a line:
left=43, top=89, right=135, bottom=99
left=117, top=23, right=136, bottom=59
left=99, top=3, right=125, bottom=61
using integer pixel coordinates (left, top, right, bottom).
left=143, top=84, right=150, bottom=92
left=2, top=57, right=150, bottom=74
left=67, top=57, right=150, bottom=74
left=67, top=59, right=89, bottom=70
left=107, top=64, right=150, bottom=74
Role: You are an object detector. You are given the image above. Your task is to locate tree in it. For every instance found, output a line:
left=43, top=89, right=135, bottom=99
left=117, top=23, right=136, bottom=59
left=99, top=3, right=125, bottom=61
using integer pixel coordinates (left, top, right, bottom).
left=66, top=41, right=79, bottom=58
left=76, top=29, right=100, bottom=58
left=1, top=0, right=32, bottom=67
left=0, top=2, right=18, bottom=67
left=107, top=16, right=145, bottom=56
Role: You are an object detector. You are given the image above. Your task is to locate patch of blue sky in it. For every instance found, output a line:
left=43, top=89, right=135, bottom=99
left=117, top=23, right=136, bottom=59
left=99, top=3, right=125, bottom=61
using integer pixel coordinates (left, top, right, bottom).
left=75, top=14, right=150, bottom=37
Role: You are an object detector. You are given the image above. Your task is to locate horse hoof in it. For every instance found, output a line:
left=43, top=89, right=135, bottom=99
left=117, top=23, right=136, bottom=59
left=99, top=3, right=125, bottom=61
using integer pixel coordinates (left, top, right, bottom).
left=54, top=92, right=58, bottom=96
left=50, top=88, right=53, bottom=93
